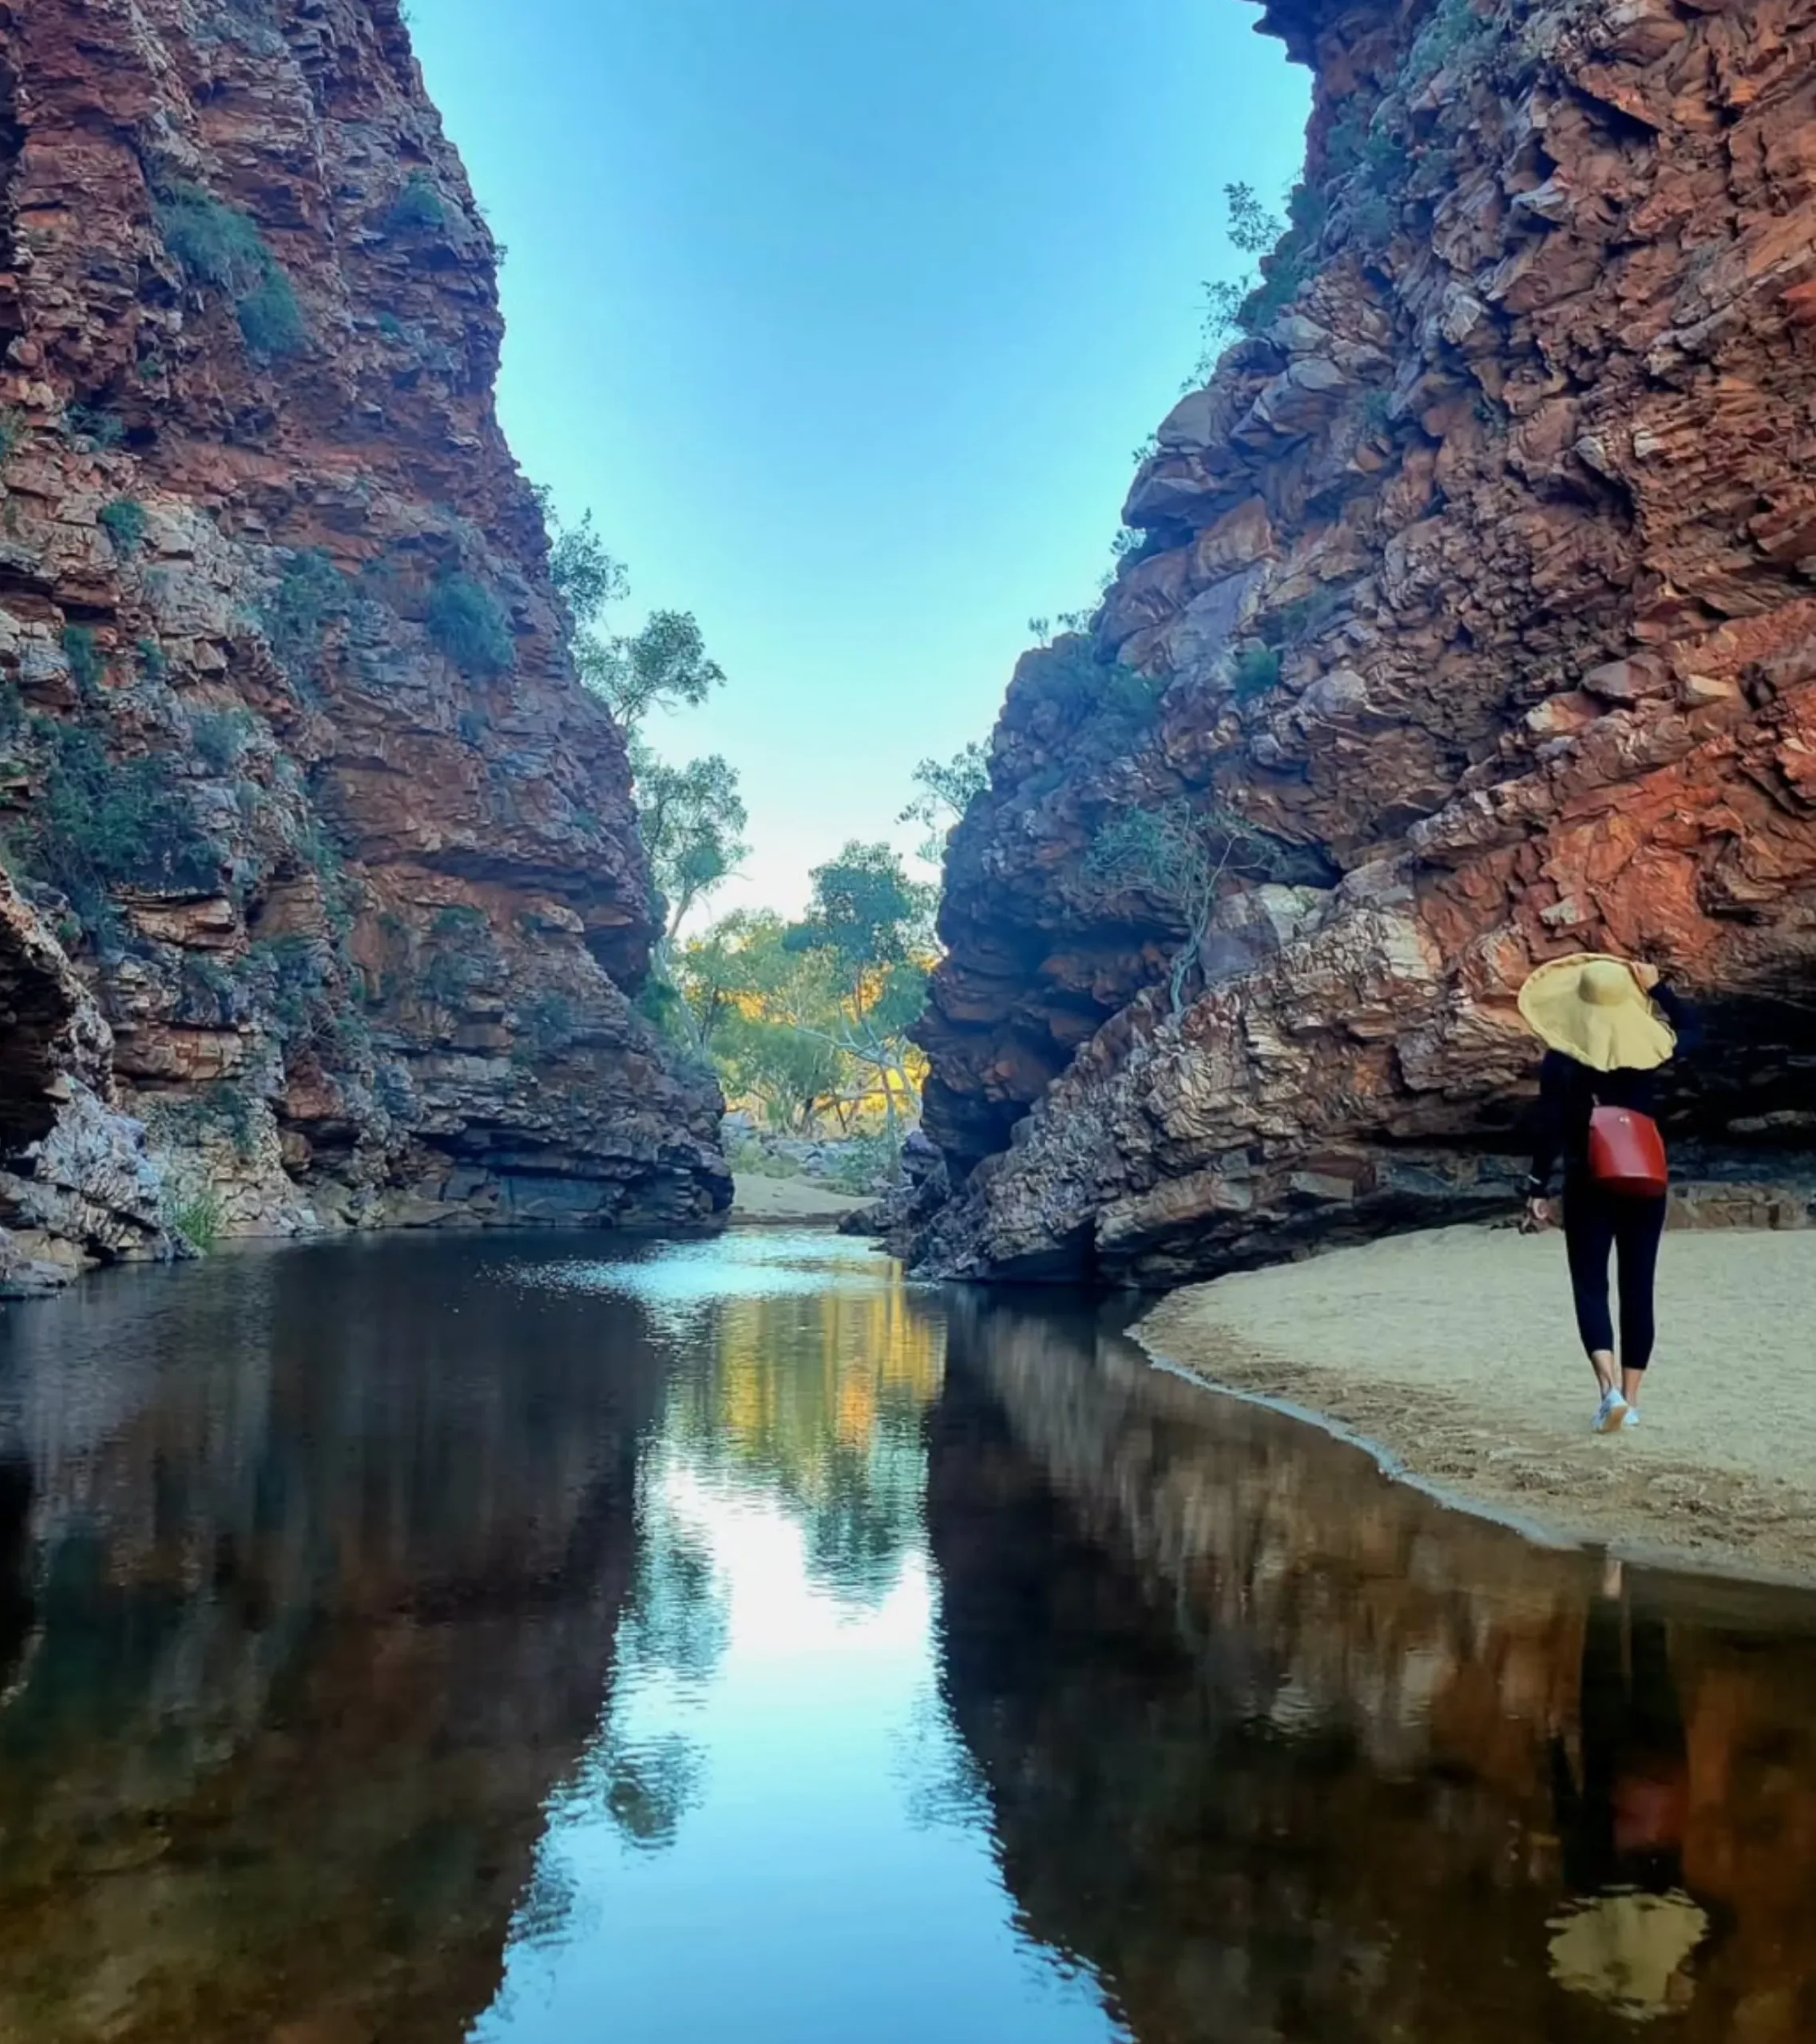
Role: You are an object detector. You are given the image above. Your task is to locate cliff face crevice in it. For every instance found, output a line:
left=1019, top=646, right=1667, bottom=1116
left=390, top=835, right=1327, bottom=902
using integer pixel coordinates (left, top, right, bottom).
left=0, top=0, right=729, bottom=1279
left=917, top=0, right=1816, bottom=1282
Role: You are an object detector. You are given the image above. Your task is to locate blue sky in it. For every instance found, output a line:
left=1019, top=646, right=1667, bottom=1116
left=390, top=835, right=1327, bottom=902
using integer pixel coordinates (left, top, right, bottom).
left=409, top=0, right=1310, bottom=917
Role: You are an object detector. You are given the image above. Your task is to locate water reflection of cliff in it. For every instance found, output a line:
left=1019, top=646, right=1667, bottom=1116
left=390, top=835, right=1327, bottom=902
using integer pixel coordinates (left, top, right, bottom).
left=930, top=1293, right=1816, bottom=2044
left=0, top=1239, right=669, bottom=2044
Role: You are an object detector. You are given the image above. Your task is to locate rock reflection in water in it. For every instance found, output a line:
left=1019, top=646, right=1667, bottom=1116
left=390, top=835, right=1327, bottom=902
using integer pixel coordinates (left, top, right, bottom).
left=0, top=1238, right=669, bottom=2044
left=0, top=1235, right=1812, bottom=2044
left=931, top=1290, right=1816, bottom=2044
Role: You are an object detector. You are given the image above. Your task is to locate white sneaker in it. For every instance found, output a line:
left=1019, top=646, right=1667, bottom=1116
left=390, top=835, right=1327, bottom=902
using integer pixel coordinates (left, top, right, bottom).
left=1620, top=1404, right=1642, bottom=1430
left=1596, top=1388, right=1631, bottom=1434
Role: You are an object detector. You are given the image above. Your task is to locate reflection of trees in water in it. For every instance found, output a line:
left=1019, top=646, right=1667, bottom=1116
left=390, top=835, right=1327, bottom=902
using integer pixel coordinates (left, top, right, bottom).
left=930, top=1294, right=1816, bottom=2044
left=666, top=1278, right=945, bottom=1607
left=619, top=1488, right=728, bottom=1691
left=596, top=1732, right=707, bottom=1852
left=583, top=1480, right=728, bottom=1856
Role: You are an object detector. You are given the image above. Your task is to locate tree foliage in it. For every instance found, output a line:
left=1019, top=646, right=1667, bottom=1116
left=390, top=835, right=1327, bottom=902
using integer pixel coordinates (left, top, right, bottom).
left=668, top=854, right=933, bottom=1143
left=549, top=510, right=629, bottom=628
left=788, top=840, right=933, bottom=969
left=898, top=742, right=988, bottom=866
left=542, top=501, right=742, bottom=936
left=549, top=508, right=724, bottom=726
left=1225, top=180, right=1283, bottom=256
left=1088, top=797, right=1287, bottom=1014
left=636, top=746, right=750, bottom=940
left=587, top=610, right=725, bottom=729
left=782, top=844, right=933, bottom=1147
left=671, top=913, right=843, bottom=1131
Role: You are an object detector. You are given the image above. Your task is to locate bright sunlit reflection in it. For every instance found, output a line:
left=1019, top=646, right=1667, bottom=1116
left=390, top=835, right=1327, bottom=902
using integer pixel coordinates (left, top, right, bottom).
left=472, top=1237, right=1121, bottom=2044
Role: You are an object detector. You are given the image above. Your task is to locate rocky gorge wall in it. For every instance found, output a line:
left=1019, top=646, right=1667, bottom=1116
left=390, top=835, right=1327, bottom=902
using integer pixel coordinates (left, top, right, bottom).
left=0, top=0, right=728, bottom=1290
left=915, top=0, right=1816, bottom=1283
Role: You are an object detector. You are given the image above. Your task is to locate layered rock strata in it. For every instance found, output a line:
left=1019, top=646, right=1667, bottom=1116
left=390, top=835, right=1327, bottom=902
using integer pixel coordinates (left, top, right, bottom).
left=0, top=0, right=728, bottom=1285
left=917, top=0, right=1816, bottom=1281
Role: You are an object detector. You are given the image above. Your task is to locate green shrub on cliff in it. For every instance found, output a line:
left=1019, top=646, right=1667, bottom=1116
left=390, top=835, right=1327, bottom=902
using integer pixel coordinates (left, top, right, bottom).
left=898, top=743, right=989, bottom=865
left=158, top=185, right=269, bottom=287
left=427, top=574, right=514, bottom=677
left=236, top=272, right=307, bottom=359
left=65, top=404, right=127, bottom=453
left=1239, top=183, right=1328, bottom=334
left=261, top=549, right=354, bottom=694
left=525, top=990, right=577, bottom=1055
left=169, top=1186, right=226, bottom=1255
left=146, top=1079, right=261, bottom=1162
left=180, top=953, right=244, bottom=1029
left=22, top=719, right=222, bottom=933
left=385, top=172, right=450, bottom=236
left=1406, top=0, right=1482, bottom=85
left=1262, top=586, right=1348, bottom=649
left=1230, top=646, right=1282, bottom=701
left=1088, top=797, right=1290, bottom=1014
left=1195, top=181, right=1296, bottom=358
left=189, top=707, right=258, bottom=774
left=1021, top=635, right=1165, bottom=755
left=420, top=945, right=487, bottom=1012
left=61, top=626, right=105, bottom=698
left=246, top=934, right=351, bottom=1055
left=99, top=498, right=149, bottom=557
left=157, top=182, right=307, bottom=361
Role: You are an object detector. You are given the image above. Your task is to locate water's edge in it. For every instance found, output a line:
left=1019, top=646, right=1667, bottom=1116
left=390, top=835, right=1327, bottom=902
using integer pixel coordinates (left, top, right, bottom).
left=1132, top=1317, right=1816, bottom=1598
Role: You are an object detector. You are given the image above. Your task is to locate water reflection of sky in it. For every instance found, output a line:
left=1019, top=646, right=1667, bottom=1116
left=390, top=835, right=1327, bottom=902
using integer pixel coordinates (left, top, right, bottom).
left=473, top=1236, right=1121, bottom=2044
left=521, top=1232, right=901, bottom=1340
left=6, top=1231, right=1812, bottom=2042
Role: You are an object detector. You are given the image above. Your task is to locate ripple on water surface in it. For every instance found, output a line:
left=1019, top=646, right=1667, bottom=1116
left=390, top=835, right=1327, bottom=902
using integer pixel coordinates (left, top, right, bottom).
left=0, top=1231, right=1810, bottom=2042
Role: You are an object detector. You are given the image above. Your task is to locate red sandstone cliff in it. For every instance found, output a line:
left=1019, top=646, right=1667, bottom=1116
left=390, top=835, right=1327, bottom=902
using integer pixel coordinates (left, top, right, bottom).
left=0, top=0, right=728, bottom=1285
left=916, top=0, right=1816, bottom=1282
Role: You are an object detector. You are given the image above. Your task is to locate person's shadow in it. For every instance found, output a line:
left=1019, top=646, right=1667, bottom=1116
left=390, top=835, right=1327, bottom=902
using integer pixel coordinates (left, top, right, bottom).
left=1547, top=1559, right=1710, bottom=2021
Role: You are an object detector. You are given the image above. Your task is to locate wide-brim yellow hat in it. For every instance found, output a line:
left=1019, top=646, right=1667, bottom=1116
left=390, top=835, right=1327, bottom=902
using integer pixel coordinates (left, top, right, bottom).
left=1546, top=1888, right=1708, bottom=2018
left=1517, top=953, right=1675, bottom=1073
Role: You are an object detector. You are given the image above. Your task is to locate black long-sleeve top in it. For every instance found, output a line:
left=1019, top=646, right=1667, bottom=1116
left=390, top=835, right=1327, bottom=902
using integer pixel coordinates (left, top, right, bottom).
left=1528, top=984, right=1695, bottom=1195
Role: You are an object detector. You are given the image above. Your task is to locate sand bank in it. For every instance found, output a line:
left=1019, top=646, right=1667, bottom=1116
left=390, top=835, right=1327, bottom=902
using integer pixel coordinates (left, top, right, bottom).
left=1137, top=1223, right=1816, bottom=1586
left=729, top=1175, right=869, bottom=1225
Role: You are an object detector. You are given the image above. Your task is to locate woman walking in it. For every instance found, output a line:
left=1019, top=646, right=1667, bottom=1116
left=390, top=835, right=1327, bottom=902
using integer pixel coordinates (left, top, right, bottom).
left=1519, top=956, right=1694, bottom=1433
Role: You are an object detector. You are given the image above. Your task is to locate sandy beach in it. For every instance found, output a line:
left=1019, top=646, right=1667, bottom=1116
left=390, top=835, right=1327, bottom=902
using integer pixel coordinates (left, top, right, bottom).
left=729, top=1175, right=870, bottom=1225
left=1137, top=1222, right=1816, bottom=1586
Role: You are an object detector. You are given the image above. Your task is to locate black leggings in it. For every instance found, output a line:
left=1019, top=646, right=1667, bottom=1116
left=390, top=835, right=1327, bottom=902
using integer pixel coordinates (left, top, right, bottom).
left=1564, top=1181, right=1667, bottom=1371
